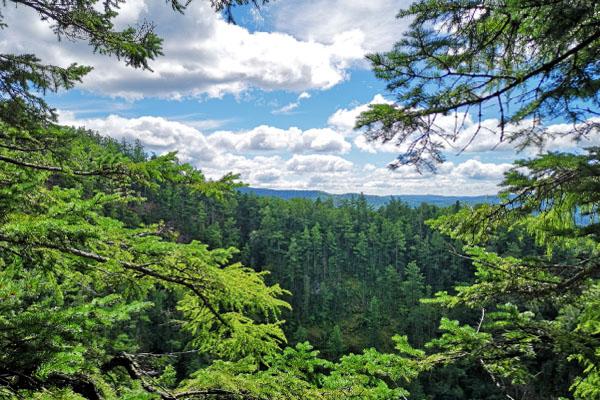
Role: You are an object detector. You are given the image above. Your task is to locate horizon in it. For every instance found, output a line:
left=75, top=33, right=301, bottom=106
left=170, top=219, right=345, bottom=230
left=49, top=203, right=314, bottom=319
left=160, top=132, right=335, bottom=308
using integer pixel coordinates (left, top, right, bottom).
left=239, top=186, right=497, bottom=199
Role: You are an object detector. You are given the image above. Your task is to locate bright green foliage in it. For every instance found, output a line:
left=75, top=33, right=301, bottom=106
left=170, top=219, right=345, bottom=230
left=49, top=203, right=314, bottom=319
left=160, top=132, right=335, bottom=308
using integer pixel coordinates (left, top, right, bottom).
left=178, top=339, right=424, bottom=400
left=177, top=342, right=332, bottom=399
left=426, top=149, right=600, bottom=398
left=322, top=335, right=425, bottom=400
left=357, top=0, right=600, bottom=170
left=0, top=0, right=436, bottom=397
left=0, top=124, right=292, bottom=397
left=5, top=0, right=600, bottom=398
left=0, top=0, right=289, bottom=398
left=163, top=188, right=542, bottom=397
left=571, top=282, right=600, bottom=399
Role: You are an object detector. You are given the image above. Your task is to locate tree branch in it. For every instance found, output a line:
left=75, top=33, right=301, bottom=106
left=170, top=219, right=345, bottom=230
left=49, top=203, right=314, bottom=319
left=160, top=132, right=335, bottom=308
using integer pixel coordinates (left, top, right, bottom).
left=0, top=234, right=229, bottom=327
left=0, top=154, right=125, bottom=176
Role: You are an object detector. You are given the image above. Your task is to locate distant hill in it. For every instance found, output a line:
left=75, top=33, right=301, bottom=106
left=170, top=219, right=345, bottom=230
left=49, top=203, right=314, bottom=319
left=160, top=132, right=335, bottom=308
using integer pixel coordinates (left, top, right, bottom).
left=238, top=187, right=498, bottom=208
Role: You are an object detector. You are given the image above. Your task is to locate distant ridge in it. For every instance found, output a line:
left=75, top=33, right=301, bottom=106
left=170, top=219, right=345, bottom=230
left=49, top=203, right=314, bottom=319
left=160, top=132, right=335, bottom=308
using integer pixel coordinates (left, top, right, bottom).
left=238, top=187, right=498, bottom=208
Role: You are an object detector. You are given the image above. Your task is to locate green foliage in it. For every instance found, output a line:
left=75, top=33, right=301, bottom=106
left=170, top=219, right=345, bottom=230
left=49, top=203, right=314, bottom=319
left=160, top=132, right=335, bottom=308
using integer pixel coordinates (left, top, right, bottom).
left=4, top=0, right=599, bottom=398
left=176, top=342, right=331, bottom=399
left=0, top=124, right=293, bottom=397
left=0, top=2, right=288, bottom=398
left=357, top=0, right=600, bottom=170
left=423, top=148, right=600, bottom=398
left=177, top=339, right=424, bottom=400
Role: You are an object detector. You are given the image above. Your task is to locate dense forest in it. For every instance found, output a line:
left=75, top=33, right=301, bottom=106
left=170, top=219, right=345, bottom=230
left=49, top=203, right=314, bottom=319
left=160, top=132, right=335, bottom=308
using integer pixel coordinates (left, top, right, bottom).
left=111, top=138, right=563, bottom=398
left=1, top=0, right=599, bottom=399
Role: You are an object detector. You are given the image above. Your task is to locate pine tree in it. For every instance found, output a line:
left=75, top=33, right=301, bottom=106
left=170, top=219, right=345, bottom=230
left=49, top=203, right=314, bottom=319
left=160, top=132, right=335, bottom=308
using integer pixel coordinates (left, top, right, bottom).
left=325, top=325, right=346, bottom=359
left=356, top=0, right=600, bottom=171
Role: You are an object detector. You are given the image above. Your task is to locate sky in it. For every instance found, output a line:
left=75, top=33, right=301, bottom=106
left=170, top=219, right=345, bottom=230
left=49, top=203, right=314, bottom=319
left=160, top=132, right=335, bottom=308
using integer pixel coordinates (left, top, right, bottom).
left=3, top=0, right=599, bottom=195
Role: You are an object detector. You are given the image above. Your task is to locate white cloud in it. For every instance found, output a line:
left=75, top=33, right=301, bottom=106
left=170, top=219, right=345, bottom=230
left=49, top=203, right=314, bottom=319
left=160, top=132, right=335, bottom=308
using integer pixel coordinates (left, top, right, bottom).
left=542, top=119, right=600, bottom=151
left=173, top=118, right=231, bottom=131
left=272, top=91, right=313, bottom=114
left=363, top=163, right=377, bottom=171
left=1, top=1, right=365, bottom=99
left=208, top=126, right=351, bottom=153
left=298, top=128, right=352, bottom=153
left=334, top=95, right=600, bottom=158
left=112, top=0, right=148, bottom=26
left=272, top=0, right=412, bottom=53
left=451, top=159, right=512, bottom=180
left=250, top=169, right=282, bottom=183
left=353, top=134, right=404, bottom=154
left=439, top=116, right=600, bottom=155
left=59, top=102, right=594, bottom=196
left=286, top=154, right=353, bottom=173
left=272, top=102, right=301, bottom=114
left=61, top=114, right=219, bottom=164
left=209, top=126, right=299, bottom=152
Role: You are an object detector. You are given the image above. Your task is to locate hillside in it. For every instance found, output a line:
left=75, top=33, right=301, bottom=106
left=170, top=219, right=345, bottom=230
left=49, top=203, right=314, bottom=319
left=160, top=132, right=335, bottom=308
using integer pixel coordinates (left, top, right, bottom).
left=238, top=187, right=498, bottom=208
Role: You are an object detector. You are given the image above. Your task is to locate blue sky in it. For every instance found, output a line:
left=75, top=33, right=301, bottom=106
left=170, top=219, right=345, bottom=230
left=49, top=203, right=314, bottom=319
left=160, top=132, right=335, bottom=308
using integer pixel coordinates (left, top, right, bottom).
left=5, top=0, right=598, bottom=195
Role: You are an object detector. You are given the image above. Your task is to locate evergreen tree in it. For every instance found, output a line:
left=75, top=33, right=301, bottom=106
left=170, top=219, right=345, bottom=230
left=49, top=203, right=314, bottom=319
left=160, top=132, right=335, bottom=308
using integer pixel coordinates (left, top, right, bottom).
left=357, top=0, right=600, bottom=171
left=0, top=1, right=288, bottom=398
left=427, top=149, right=600, bottom=398
left=325, top=325, right=346, bottom=360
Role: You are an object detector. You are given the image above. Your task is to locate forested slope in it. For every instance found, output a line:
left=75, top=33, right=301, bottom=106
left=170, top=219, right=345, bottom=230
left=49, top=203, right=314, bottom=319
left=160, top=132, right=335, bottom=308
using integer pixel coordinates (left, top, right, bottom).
left=237, top=187, right=498, bottom=208
left=108, top=139, right=574, bottom=399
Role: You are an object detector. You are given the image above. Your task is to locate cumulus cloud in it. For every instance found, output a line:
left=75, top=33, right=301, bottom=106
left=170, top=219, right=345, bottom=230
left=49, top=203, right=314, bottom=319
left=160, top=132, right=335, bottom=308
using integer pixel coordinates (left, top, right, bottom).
left=286, top=154, right=353, bottom=173
left=60, top=114, right=219, bottom=164
left=434, top=116, right=600, bottom=155
left=332, top=95, right=600, bottom=157
left=209, top=126, right=299, bottom=152
left=451, top=160, right=512, bottom=180
left=208, top=126, right=351, bottom=154
left=299, top=129, right=352, bottom=153
left=250, top=169, right=283, bottom=183
left=353, top=134, right=403, bottom=154
left=542, top=119, right=600, bottom=151
left=272, top=0, right=412, bottom=53
left=59, top=112, right=359, bottom=188
left=60, top=101, right=581, bottom=196
left=1, top=1, right=365, bottom=99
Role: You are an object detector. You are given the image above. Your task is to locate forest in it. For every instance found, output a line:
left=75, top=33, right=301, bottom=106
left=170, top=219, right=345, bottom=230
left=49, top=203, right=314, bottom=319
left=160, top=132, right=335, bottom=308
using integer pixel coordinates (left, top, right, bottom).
left=1, top=0, right=599, bottom=399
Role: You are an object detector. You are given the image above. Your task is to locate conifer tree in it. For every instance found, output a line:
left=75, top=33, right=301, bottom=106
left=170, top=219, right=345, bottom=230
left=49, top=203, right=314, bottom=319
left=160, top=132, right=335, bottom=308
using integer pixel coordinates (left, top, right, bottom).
left=357, top=0, right=600, bottom=171
left=356, top=0, right=600, bottom=397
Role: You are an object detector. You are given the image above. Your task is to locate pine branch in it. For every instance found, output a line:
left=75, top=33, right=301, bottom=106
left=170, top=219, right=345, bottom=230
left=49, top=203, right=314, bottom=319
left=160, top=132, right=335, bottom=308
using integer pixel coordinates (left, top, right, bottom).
left=0, top=234, right=229, bottom=327
left=0, top=369, right=102, bottom=400
left=175, top=389, right=257, bottom=399
left=0, top=154, right=126, bottom=176
left=401, top=29, right=600, bottom=118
